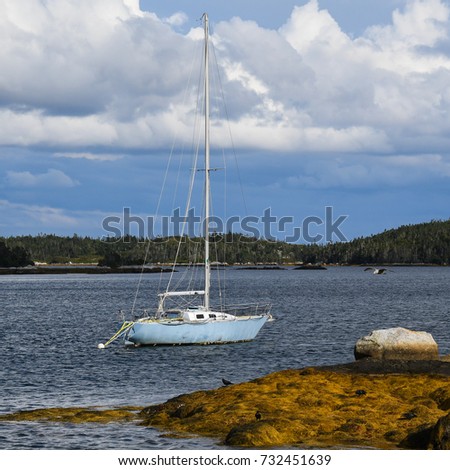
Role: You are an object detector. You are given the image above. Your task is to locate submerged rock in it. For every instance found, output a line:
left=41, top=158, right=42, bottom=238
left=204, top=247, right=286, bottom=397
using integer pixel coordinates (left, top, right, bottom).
left=354, top=327, right=439, bottom=361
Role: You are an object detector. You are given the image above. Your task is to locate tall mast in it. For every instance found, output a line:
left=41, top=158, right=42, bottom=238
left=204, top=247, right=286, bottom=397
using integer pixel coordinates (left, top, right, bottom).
left=203, top=13, right=211, bottom=310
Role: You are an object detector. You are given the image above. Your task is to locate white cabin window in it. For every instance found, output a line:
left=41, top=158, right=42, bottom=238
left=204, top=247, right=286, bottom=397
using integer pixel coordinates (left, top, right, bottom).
left=196, top=314, right=205, bottom=319
left=209, top=314, right=216, bottom=319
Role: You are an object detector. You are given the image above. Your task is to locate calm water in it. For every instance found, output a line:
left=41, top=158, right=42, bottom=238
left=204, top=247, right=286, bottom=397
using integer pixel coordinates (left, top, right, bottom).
left=1, top=267, right=449, bottom=449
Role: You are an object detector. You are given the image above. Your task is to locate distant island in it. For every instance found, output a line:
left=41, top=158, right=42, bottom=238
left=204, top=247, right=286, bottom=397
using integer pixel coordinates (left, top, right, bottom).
left=1, top=219, right=449, bottom=268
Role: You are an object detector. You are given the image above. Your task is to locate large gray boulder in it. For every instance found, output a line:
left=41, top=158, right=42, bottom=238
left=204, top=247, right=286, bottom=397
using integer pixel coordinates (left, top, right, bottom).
left=354, top=327, right=439, bottom=361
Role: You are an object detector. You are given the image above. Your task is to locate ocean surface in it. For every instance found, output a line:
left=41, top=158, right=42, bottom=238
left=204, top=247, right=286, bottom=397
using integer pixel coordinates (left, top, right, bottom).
left=1, top=266, right=449, bottom=449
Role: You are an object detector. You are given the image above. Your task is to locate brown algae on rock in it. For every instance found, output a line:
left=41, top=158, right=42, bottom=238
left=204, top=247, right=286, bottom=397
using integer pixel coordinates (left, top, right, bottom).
left=1, top=362, right=449, bottom=449
left=0, top=406, right=141, bottom=424
left=139, top=366, right=450, bottom=449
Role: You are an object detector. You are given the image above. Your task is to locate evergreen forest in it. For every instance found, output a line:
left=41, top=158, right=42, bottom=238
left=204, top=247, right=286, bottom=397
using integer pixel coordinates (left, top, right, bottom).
left=0, top=219, right=449, bottom=268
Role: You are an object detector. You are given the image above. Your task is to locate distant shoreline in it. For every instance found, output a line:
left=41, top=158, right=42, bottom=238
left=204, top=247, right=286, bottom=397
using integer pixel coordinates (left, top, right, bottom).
left=0, top=266, right=174, bottom=275
left=0, top=263, right=448, bottom=275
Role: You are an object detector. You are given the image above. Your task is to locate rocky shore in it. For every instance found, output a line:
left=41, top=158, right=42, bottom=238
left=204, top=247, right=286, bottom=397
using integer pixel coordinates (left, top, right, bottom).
left=1, top=327, right=448, bottom=449
left=139, top=359, right=450, bottom=449
left=0, top=265, right=173, bottom=275
left=2, top=358, right=449, bottom=449
left=137, top=329, right=450, bottom=449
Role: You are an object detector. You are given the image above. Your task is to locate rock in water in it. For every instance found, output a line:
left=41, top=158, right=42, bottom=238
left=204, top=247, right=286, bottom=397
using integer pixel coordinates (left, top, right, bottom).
left=354, top=327, right=439, bottom=361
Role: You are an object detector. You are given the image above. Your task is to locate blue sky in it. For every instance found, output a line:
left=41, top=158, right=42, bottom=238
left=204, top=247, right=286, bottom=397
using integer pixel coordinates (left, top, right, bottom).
left=0, top=0, right=449, bottom=242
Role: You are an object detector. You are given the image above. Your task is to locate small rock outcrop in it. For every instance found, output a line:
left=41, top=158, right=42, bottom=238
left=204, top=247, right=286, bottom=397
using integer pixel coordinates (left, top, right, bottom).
left=225, top=421, right=288, bottom=447
left=354, top=327, right=439, bottom=361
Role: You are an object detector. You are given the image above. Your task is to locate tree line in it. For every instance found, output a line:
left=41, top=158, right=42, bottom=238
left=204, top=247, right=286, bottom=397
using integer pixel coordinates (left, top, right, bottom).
left=0, top=219, right=449, bottom=267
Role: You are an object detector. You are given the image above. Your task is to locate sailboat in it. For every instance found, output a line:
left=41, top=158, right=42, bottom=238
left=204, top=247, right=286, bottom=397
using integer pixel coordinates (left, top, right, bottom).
left=98, top=14, right=271, bottom=348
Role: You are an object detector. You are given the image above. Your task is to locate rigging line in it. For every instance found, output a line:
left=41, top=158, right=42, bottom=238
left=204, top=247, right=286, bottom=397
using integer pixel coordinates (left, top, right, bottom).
left=221, top=148, right=228, bottom=309
left=181, top=94, right=208, bottom=297
left=186, top=244, right=201, bottom=293
left=209, top=48, right=230, bottom=308
left=172, top=241, right=201, bottom=293
left=164, top=39, right=205, bottom=294
left=165, top=108, right=202, bottom=292
left=173, top=256, right=188, bottom=291
left=207, top=42, right=230, bottom=309
left=211, top=41, right=249, bottom=216
left=208, top=187, right=224, bottom=305
left=170, top=38, right=204, bottom=215
left=158, top=38, right=204, bottom=295
left=180, top=180, right=205, bottom=295
left=169, top=145, right=186, bottom=223
left=181, top=61, right=207, bottom=295
left=131, top=38, right=203, bottom=315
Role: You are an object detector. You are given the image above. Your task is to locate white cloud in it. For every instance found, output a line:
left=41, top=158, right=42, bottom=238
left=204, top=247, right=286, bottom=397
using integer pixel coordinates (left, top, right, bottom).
left=54, top=152, right=123, bottom=162
left=0, top=199, right=78, bottom=230
left=280, top=0, right=350, bottom=53
left=0, top=0, right=449, bottom=188
left=5, top=169, right=79, bottom=188
left=367, top=0, right=449, bottom=49
left=123, top=0, right=144, bottom=17
left=0, top=110, right=118, bottom=146
left=0, top=199, right=111, bottom=235
left=280, top=153, right=450, bottom=190
left=163, top=12, right=188, bottom=27
left=0, top=0, right=194, bottom=117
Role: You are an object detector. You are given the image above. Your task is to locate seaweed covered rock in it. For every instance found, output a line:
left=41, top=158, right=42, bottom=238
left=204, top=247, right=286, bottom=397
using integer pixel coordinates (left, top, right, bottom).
left=225, top=421, right=290, bottom=447
left=2, top=362, right=449, bottom=449
left=428, top=413, right=450, bottom=449
left=354, top=328, right=439, bottom=361
left=430, top=386, right=450, bottom=411
left=140, top=366, right=450, bottom=449
left=0, top=406, right=139, bottom=424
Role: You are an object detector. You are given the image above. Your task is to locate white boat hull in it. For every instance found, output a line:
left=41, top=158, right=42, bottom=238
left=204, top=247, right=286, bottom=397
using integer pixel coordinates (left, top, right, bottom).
left=125, top=315, right=268, bottom=346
